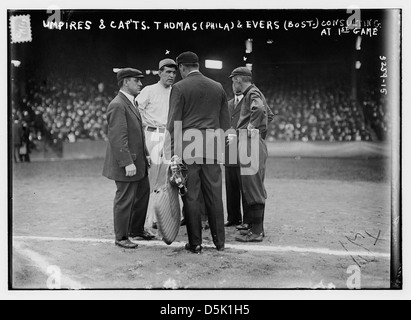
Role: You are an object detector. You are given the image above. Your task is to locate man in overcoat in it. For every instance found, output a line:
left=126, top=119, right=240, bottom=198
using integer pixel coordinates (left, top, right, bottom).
left=229, top=67, right=273, bottom=242
left=103, top=68, right=154, bottom=249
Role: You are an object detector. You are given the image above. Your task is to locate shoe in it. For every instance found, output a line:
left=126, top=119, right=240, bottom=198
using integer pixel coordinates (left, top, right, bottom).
left=216, top=245, right=225, bottom=251
left=239, top=229, right=251, bottom=236
left=225, top=221, right=241, bottom=227
left=180, top=219, right=186, bottom=226
left=129, top=230, right=156, bottom=241
left=236, top=223, right=250, bottom=231
left=115, top=239, right=139, bottom=249
left=152, top=222, right=158, bottom=229
left=185, top=243, right=202, bottom=254
left=235, top=232, right=263, bottom=243
left=239, top=230, right=265, bottom=237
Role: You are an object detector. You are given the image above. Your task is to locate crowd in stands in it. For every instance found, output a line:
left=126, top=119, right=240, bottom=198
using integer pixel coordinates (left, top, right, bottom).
left=13, top=76, right=114, bottom=145
left=11, top=66, right=389, bottom=151
left=259, top=67, right=377, bottom=142
left=361, top=86, right=390, bottom=141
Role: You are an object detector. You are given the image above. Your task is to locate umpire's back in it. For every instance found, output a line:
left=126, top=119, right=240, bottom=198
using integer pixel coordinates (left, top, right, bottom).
left=166, top=51, right=228, bottom=252
left=167, top=56, right=229, bottom=163
left=175, top=72, right=229, bottom=132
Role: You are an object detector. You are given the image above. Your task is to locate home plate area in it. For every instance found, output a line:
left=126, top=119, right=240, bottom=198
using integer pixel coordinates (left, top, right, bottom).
left=12, top=158, right=391, bottom=289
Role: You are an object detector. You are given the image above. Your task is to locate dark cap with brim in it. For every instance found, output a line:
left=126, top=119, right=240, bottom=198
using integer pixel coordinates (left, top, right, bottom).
left=229, top=66, right=252, bottom=78
left=159, top=58, right=178, bottom=70
left=117, top=68, right=144, bottom=82
left=176, top=51, right=199, bottom=65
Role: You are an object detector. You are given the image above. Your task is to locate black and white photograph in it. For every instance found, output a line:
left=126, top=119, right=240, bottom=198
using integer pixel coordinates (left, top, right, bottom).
left=3, top=0, right=408, bottom=300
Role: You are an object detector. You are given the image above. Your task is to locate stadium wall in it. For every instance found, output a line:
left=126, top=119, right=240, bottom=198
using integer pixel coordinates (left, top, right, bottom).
left=36, top=140, right=390, bottom=161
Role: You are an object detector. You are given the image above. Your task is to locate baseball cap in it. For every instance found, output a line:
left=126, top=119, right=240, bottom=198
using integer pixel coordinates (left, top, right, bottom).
left=116, top=68, right=144, bottom=82
left=159, top=58, right=177, bottom=70
left=229, top=67, right=252, bottom=78
left=176, top=51, right=199, bottom=65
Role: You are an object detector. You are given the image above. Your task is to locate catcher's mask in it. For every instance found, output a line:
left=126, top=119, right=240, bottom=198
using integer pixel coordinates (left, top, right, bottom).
left=168, top=155, right=188, bottom=196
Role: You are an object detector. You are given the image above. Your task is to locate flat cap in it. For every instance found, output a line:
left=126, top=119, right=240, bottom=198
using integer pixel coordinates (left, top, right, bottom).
left=176, top=51, right=199, bottom=65
left=229, top=67, right=252, bottom=78
left=159, top=58, right=177, bottom=70
left=117, top=68, right=144, bottom=82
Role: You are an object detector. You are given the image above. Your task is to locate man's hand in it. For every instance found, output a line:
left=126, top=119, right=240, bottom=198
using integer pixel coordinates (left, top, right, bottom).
left=125, top=163, right=137, bottom=177
left=247, top=124, right=259, bottom=138
left=146, top=156, right=152, bottom=168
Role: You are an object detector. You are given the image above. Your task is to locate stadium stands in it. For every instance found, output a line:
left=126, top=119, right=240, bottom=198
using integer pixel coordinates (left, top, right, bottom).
left=257, top=65, right=382, bottom=142
left=13, top=76, right=113, bottom=145
left=11, top=65, right=389, bottom=149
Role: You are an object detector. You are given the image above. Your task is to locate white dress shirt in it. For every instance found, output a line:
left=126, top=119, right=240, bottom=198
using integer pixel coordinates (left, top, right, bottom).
left=136, top=82, right=172, bottom=128
left=120, top=89, right=136, bottom=107
left=234, top=94, right=244, bottom=105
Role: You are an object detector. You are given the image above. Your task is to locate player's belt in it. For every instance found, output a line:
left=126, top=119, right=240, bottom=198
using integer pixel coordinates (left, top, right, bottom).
left=145, top=126, right=166, bottom=133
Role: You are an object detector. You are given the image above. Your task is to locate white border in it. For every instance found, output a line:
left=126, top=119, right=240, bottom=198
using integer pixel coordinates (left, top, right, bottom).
left=1, top=0, right=409, bottom=300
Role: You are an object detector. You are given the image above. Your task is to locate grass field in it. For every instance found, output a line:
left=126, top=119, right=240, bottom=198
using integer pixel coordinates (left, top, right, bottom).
left=11, top=157, right=391, bottom=289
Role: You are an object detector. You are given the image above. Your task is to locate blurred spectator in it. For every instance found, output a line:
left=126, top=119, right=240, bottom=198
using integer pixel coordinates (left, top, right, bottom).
left=19, top=121, right=31, bottom=162
left=12, top=115, right=23, bottom=163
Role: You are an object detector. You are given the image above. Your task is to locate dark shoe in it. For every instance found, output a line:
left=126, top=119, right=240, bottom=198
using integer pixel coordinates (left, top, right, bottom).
left=235, top=232, right=263, bottom=243
left=180, top=219, right=186, bottom=226
left=115, top=239, right=139, bottom=249
left=240, top=230, right=265, bottom=237
left=236, top=223, right=251, bottom=231
left=225, top=221, right=241, bottom=227
left=152, top=222, right=158, bottom=229
left=185, top=243, right=202, bottom=254
left=130, top=230, right=156, bottom=241
left=216, top=245, right=225, bottom=251
left=239, top=229, right=251, bottom=236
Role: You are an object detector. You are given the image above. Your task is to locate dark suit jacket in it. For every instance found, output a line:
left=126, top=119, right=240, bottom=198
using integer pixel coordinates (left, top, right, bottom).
left=237, top=84, right=274, bottom=135
left=228, top=98, right=243, bottom=128
left=102, top=92, right=149, bottom=182
left=225, top=97, right=243, bottom=167
left=166, top=71, right=230, bottom=163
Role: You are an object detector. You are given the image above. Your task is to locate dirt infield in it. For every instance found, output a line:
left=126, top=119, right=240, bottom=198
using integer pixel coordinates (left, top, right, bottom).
left=11, top=158, right=391, bottom=289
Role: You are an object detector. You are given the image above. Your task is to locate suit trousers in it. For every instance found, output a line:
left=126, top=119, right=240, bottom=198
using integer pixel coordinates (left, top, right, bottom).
left=225, top=166, right=250, bottom=224
left=114, top=175, right=150, bottom=241
left=239, top=137, right=268, bottom=206
left=182, top=163, right=225, bottom=247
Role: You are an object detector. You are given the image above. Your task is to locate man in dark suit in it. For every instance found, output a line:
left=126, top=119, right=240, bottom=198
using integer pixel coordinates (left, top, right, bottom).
left=166, top=51, right=230, bottom=253
left=103, top=68, right=154, bottom=249
left=224, top=89, right=250, bottom=228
